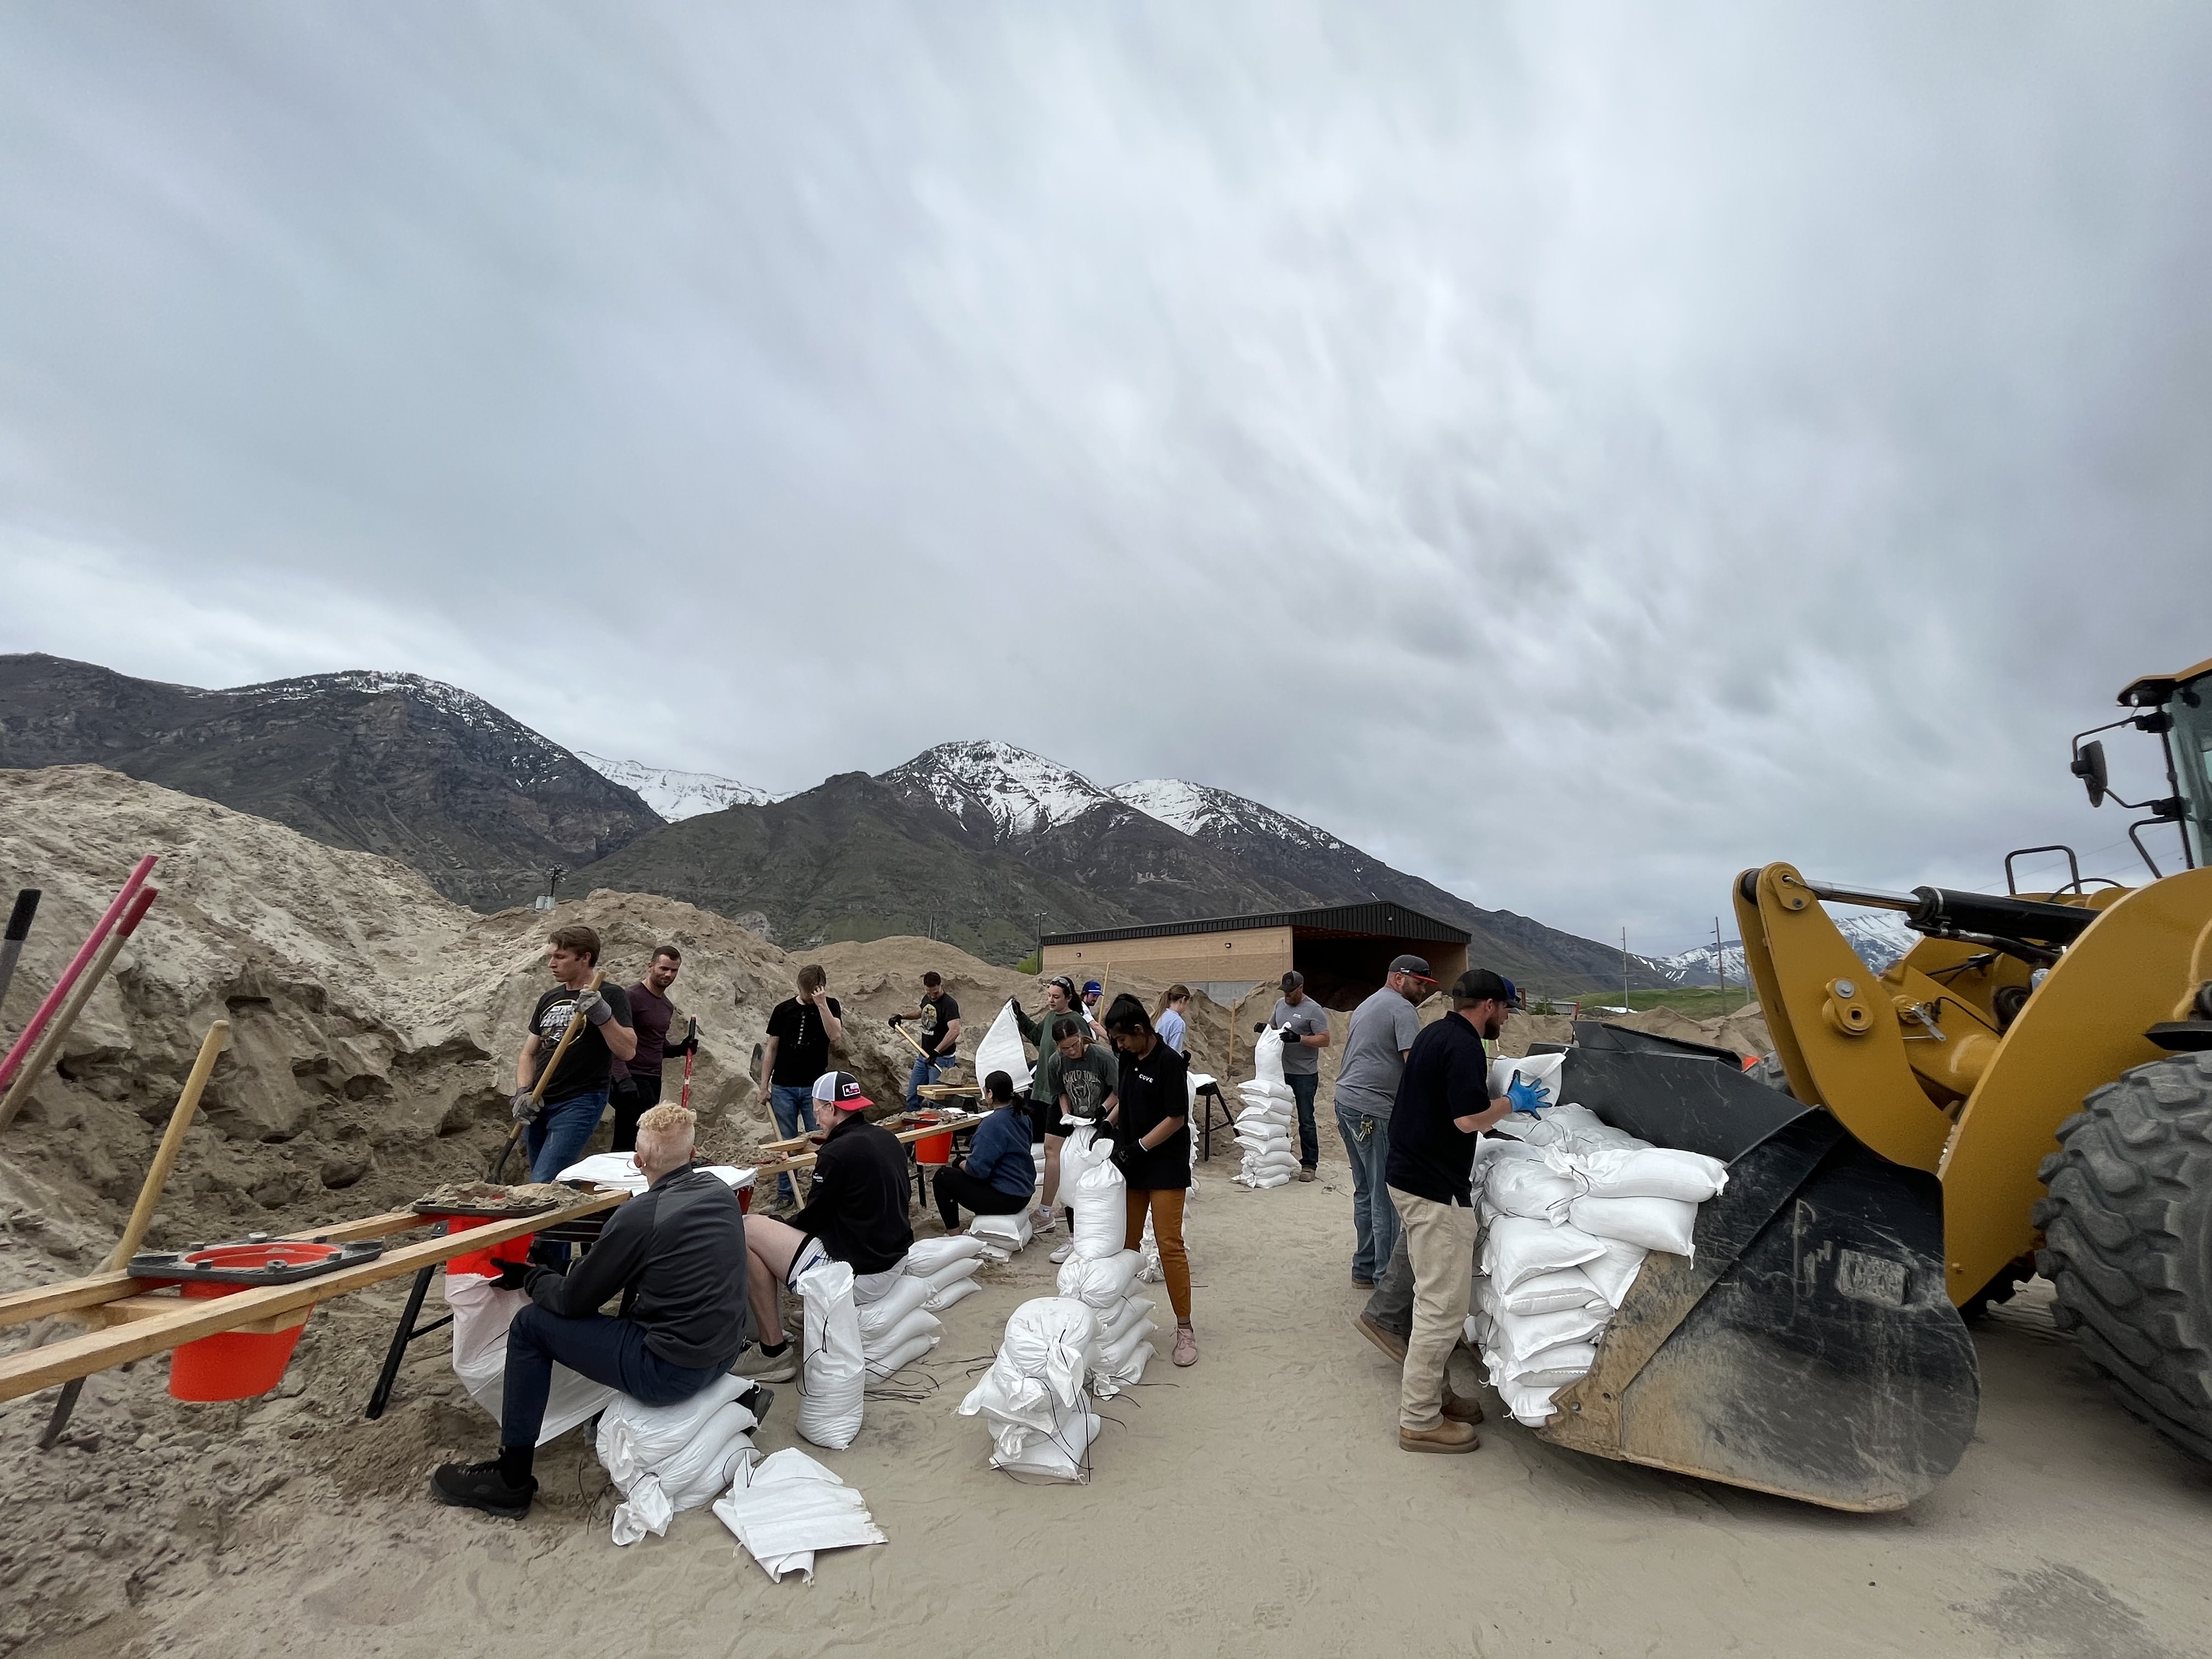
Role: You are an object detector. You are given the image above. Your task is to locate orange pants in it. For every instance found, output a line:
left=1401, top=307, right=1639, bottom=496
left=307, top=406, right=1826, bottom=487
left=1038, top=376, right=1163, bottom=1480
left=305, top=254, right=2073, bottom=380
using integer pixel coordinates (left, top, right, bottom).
left=1124, top=1188, right=1191, bottom=1324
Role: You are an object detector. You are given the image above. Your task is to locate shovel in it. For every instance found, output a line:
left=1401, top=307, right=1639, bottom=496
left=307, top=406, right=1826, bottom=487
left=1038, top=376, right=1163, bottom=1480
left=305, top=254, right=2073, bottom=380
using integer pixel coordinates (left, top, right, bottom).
left=679, top=1017, right=698, bottom=1110
left=487, top=970, right=605, bottom=1180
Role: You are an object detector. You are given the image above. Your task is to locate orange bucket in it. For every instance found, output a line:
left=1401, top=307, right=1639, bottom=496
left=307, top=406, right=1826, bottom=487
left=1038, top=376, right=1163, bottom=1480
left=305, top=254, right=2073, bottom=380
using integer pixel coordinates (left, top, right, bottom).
left=438, top=1215, right=534, bottom=1279
left=912, top=1116, right=955, bottom=1166
left=165, top=1240, right=334, bottom=1402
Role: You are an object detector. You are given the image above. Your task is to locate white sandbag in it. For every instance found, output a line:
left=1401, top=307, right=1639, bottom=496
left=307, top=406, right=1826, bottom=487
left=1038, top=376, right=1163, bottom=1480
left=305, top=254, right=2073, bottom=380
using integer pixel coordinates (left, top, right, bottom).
left=1233, top=1170, right=1293, bottom=1189
left=1483, top=1157, right=1579, bottom=1222
left=1057, top=1249, right=1143, bottom=1308
left=713, top=1447, right=886, bottom=1583
left=1092, top=1341, right=1154, bottom=1396
left=851, top=1267, right=905, bottom=1307
left=1097, top=1318, right=1157, bottom=1374
left=597, top=1373, right=758, bottom=1484
left=926, top=1276, right=981, bottom=1313
left=1582, top=1236, right=1650, bottom=1307
left=1499, top=1380, right=1567, bottom=1427
left=1096, top=1294, right=1156, bottom=1348
left=993, top=1407, right=1099, bottom=1480
left=924, top=1255, right=981, bottom=1294
left=862, top=1304, right=942, bottom=1360
left=1254, top=1026, right=1287, bottom=1088
left=1567, top=1193, right=1699, bottom=1258
left=444, top=1273, right=617, bottom=1445
left=969, top=1208, right=1034, bottom=1256
left=1551, top=1144, right=1729, bottom=1204
left=1247, top=1148, right=1301, bottom=1176
left=795, top=1259, right=866, bottom=1450
left=1487, top=1052, right=1565, bottom=1110
left=1483, top=1215, right=1606, bottom=1292
left=865, top=1326, right=940, bottom=1378
left=1235, top=1097, right=1293, bottom=1120
left=974, top=1000, right=1034, bottom=1095
left=1491, top=1302, right=1611, bottom=1365
left=905, top=1234, right=988, bottom=1276
left=1497, top=1265, right=1605, bottom=1317
left=997, top=1297, right=1099, bottom=1407
left=958, top=1358, right=1059, bottom=1440
left=599, top=1384, right=763, bottom=1545
left=856, top=1273, right=935, bottom=1341
left=1488, top=1101, right=1609, bottom=1149
left=1495, top=1340, right=1599, bottom=1390
left=1065, top=1149, right=1127, bottom=1261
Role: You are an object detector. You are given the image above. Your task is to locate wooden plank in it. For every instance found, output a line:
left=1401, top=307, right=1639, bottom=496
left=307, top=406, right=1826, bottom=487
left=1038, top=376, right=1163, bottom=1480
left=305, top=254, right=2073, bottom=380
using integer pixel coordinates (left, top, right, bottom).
left=72, top=1295, right=310, bottom=1335
left=0, top=1271, right=144, bottom=1328
left=753, top=1113, right=986, bottom=1177
left=0, top=1190, right=627, bottom=1403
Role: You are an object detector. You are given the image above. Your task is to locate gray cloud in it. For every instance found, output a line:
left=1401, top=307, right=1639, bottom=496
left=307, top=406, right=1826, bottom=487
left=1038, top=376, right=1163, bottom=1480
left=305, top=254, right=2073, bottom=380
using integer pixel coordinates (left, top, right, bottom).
left=3, top=3, right=2208, bottom=953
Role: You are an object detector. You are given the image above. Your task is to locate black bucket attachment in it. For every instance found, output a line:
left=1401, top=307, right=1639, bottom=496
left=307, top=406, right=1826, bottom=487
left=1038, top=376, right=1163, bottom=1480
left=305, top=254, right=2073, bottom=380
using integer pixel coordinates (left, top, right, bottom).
left=1533, top=1032, right=1979, bottom=1511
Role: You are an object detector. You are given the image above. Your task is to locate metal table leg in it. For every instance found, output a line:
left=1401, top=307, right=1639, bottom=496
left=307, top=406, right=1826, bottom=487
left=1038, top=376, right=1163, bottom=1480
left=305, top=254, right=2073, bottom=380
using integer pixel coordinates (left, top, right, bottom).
left=364, top=1263, right=444, bottom=1420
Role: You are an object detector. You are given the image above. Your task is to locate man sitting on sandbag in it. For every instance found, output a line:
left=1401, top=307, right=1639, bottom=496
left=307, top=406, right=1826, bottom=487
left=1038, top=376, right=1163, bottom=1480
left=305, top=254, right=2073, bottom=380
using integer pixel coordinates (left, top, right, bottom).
left=735, top=1071, right=914, bottom=1383
left=431, top=1103, right=754, bottom=1519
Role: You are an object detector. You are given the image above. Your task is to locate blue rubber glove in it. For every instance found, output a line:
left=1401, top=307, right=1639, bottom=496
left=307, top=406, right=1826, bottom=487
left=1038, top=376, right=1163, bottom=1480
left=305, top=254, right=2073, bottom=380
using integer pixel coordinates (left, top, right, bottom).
left=1506, top=1075, right=1547, bottom=1115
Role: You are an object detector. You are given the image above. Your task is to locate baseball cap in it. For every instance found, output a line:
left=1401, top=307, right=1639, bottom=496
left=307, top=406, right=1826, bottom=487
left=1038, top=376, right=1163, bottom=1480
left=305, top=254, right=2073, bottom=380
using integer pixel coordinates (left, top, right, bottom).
left=1450, top=968, right=1514, bottom=1006
left=1279, top=970, right=1304, bottom=992
left=1387, top=954, right=1436, bottom=984
left=1082, top=980, right=1103, bottom=995
left=811, top=1071, right=872, bottom=1110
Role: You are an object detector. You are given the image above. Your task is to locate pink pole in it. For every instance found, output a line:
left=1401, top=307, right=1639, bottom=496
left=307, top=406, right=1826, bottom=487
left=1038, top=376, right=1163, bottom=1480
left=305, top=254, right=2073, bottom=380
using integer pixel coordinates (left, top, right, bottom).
left=0, top=854, right=156, bottom=1091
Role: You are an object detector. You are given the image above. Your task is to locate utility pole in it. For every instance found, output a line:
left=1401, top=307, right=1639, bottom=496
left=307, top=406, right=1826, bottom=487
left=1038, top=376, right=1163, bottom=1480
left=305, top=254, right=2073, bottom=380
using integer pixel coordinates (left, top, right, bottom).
left=1713, top=916, right=1728, bottom=1012
left=1621, top=928, right=1630, bottom=1012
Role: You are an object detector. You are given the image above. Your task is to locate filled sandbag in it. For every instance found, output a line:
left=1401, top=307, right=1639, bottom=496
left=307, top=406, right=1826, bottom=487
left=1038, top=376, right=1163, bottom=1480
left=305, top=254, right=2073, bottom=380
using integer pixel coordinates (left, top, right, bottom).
left=1581, top=1237, right=1651, bottom=1307
left=1494, top=1265, right=1605, bottom=1317
left=850, top=1267, right=905, bottom=1306
left=1567, top=1193, right=1699, bottom=1259
left=1489, top=1301, right=1612, bottom=1365
left=1065, top=1149, right=1128, bottom=1261
left=1494, top=1340, right=1599, bottom=1390
left=856, top=1273, right=935, bottom=1342
left=997, top=1297, right=1099, bottom=1406
left=904, top=1234, right=988, bottom=1277
left=795, top=1259, right=866, bottom=1450
left=1486, top=1052, right=1565, bottom=1111
left=1483, top=1215, right=1606, bottom=1292
left=1549, top=1144, right=1728, bottom=1204
left=1485, top=1157, right=1580, bottom=1223
left=597, top=1379, right=761, bottom=1544
left=444, top=1272, right=616, bottom=1445
left=927, top=1276, right=981, bottom=1313
left=1057, top=1249, right=1142, bottom=1309
left=969, top=1207, right=1035, bottom=1257
left=1097, top=1295, right=1157, bottom=1349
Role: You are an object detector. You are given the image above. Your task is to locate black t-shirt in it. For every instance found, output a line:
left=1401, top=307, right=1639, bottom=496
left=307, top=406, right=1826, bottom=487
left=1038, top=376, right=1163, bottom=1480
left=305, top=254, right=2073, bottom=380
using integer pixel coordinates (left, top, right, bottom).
left=1384, top=1011, right=1495, bottom=1206
left=914, top=991, right=960, bottom=1058
left=766, top=996, right=844, bottom=1086
left=1111, top=1037, right=1190, bottom=1192
left=528, top=981, right=635, bottom=1104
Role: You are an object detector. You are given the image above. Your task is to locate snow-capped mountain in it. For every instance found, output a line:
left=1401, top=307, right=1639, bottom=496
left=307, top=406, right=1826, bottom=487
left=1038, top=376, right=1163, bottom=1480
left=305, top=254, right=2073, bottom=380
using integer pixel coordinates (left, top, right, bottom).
left=1111, top=778, right=1348, bottom=854
left=1660, top=911, right=1920, bottom=985
left=578, top=753, right=776, bottom=821
left=878, top=741, right=1116, bottom=841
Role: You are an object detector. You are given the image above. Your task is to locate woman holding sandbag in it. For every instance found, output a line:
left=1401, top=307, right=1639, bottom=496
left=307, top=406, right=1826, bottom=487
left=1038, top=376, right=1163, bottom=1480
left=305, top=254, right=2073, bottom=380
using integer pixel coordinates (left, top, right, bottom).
left=935, top=1071, right=1040, bottom=1233
left=1101, top=994, right=1198, bottom=1368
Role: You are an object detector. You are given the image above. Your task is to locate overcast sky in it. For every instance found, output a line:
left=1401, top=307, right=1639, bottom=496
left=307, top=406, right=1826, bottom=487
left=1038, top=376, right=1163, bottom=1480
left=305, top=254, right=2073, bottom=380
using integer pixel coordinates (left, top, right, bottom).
left=3, top=5, right=2207, bottom=955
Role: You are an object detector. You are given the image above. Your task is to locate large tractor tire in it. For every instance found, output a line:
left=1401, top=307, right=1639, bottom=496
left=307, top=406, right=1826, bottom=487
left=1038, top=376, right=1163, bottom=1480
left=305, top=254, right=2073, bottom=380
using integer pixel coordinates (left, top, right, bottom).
left=2034, top=1053, right=2212, bottom=1462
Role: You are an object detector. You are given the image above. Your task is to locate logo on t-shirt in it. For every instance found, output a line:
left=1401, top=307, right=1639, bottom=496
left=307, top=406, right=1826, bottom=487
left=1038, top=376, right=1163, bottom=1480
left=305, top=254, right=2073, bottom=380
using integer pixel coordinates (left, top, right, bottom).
left=1063, top=1059, right=1109, bottom=1120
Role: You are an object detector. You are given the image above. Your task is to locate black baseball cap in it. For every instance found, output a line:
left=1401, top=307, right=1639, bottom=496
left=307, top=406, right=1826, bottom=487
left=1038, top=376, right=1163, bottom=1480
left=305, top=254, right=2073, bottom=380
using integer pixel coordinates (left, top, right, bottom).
left=1450, top=968, right=1514, bottom=1006
left=1387, top=954, right=1436, bottom=984
left=811, top=1071, right=872, bottom=1110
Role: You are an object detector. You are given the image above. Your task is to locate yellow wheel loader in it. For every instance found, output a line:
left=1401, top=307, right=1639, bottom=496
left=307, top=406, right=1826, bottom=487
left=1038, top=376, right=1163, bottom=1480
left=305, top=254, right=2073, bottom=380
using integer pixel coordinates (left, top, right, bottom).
left=1536, top=658, right=2212, bottom=1510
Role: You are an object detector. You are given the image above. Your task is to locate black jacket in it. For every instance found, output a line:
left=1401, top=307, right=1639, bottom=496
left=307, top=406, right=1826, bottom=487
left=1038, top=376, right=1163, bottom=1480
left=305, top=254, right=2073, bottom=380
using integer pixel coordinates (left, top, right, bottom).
left=524, top=1165, right=749, bottom=1368
left=790, top=1114, right=914, bottom=1274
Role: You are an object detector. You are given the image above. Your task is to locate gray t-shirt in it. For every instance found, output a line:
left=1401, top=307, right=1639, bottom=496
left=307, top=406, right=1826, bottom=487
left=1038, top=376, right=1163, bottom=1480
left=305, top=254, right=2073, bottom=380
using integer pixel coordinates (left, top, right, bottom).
left=1272, top=996, right=1329, bottom=1076
left=1333, top=986, right=1424, bottom=1120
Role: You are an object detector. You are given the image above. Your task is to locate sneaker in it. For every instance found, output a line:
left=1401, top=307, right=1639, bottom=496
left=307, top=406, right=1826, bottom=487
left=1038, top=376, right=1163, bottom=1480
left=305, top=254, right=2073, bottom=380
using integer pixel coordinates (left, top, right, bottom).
left=1354, top=1314, right=1409, bottom=1366
left=740, top=1382, right=776, bottom=1425
left=1172, top=1325, right=1198, bottom=1367
left=1351, top=1277, right=1376, bottom=1290
left=735, top=1342, right=799, bottom=1384
left=1030, top=1208, right=1056, bottom=1233
left=1297, top=1167, right=1316, bottom=1182
left=430, top=1458, right=537, bottom=1518
left=1443, top=1390, right=1485, bottom=1425
left=1400, top=1420, right=1480, bottom=1454
left=1048, top=1243, right=1073, bottom=1264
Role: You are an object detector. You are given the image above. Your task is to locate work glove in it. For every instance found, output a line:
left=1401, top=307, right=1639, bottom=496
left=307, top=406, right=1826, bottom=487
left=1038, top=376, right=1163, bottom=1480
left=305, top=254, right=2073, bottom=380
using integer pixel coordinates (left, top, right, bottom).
left=888, top=1014, right=905, bottom=1028
left=509, top=1088, right=542, bottom=1124
left=491, top=1259, right=532, bottom=1292
left=574, top=986, right=611, bottom=1025
left=1277, top=1026, right=1302, bottom=1046
left=670, top=1034, right=699, bottom=1058
left=612, top=1075, right=639, bottom=1102
left=1506, top=1075, right=1547, bottom=1115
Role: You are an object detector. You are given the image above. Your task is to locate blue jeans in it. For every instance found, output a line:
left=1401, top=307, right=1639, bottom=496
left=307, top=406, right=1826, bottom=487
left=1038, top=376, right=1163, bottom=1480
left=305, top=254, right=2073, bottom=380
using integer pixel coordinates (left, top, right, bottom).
left=769, top=1084, right=819, bottom=1205
left=500, top=1302, right=724, bottom=1449
left=527, top=1088, right=609, bottom=1182
left=1285, top=1072, right=1321, bottom=1169
left=1336, top=1105, right=1397, bottom=1284
left=906, top=1053, right=953, bottom=1109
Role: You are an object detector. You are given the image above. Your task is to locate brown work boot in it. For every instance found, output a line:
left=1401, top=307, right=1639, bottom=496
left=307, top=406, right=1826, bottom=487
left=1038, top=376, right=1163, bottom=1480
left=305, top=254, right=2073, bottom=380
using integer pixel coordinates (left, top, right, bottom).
left=1355, top=1314, right=1408, bottom=1365
left=1400, top=1419, right=1480, bottom=1454
left=1443, top=1389, right=1485, bottom=1425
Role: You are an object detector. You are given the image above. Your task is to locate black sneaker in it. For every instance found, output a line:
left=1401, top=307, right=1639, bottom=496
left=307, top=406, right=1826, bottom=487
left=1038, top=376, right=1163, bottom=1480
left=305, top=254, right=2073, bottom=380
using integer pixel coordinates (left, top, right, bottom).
left=742, top=1382, right=776, bottom=1425
left=430, top=1458, right=537, bottom=1519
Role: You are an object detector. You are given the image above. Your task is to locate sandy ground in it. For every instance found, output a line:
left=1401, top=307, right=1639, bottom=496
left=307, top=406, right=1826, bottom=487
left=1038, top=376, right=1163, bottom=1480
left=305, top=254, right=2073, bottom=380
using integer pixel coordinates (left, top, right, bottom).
left=18, top=1143, right=2210, bottom=1659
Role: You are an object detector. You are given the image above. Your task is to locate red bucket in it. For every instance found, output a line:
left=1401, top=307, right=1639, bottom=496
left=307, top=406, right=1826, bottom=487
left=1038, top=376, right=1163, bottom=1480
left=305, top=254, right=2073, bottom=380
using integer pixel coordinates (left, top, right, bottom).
left=166, top=1241, right=332, bottom=1402
left=910, top=1114, right=955, bottom=1166
left=437, top=1215, right=534, bottom=1280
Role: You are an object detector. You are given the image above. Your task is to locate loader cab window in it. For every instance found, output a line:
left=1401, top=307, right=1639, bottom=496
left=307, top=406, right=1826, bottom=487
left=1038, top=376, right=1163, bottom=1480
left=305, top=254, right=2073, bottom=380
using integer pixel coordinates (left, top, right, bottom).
left=2170, top=680, right=2212, bottom=870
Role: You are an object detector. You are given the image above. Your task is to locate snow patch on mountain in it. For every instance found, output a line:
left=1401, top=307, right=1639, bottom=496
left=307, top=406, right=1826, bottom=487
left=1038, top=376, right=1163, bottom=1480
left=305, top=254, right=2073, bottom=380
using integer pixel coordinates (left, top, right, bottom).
left=1111, top=778, right=1347, bottom=854
left=879, top=741, right=1115, bottom=839
left=578, top=754, right=776, bottom=820
left=225, top=670, right=585, bottom=789
left=1661, top=911, right=1920, bottom=985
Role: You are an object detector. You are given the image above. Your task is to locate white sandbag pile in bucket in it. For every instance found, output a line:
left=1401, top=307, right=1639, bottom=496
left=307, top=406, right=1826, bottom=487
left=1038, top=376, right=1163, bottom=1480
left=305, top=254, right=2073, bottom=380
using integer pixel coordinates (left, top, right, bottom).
left=793, top=1249, right=866, bottom=1450
left=957, top=1295, right=1102, bottom=1481
left=1058, top=1248, right=1156, bottom=1396
left=1233, top=1028, right=1299, bottom=1189
left=597, top=1373, right=761, bottom=1545
left=1469, top=1082, right=1729, bottom=1430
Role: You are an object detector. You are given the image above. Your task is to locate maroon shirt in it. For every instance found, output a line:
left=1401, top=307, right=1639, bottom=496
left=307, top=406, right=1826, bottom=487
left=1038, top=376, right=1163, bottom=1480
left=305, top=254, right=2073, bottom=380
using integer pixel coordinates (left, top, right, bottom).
left=616, top=980, right=676, bottom=1079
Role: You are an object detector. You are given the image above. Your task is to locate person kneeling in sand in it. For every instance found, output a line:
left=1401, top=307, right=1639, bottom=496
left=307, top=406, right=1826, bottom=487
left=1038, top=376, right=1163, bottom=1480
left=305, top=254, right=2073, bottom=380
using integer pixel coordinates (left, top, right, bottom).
left=431, top=1103, right=753, bottom=1519
left=735, top=1071, right=915, bottom=1383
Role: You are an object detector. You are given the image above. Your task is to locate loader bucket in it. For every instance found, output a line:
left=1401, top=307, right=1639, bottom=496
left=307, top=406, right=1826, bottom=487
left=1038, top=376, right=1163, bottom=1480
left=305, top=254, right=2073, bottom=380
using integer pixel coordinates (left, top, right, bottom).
left=1533, top=1028, right=1979, bottom=1511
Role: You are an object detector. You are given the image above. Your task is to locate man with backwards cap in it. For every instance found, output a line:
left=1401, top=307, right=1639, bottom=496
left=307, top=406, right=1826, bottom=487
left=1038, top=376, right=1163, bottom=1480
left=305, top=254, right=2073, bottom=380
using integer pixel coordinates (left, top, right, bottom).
left=1333, top=954, right=1438, bottom=1289
left=735, top=1070, right=914, bottom=1383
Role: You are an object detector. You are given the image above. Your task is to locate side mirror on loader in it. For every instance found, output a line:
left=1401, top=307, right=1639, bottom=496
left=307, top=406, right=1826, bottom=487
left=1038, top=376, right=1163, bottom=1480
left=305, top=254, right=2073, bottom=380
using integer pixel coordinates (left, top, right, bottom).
left=2071, top=738, right=2108, bottom=808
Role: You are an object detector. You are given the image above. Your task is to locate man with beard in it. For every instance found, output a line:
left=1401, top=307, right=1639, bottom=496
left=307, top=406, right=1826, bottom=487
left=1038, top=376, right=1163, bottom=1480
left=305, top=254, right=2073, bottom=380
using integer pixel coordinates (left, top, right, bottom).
left=1383, top=968, right=1545, bottom=1454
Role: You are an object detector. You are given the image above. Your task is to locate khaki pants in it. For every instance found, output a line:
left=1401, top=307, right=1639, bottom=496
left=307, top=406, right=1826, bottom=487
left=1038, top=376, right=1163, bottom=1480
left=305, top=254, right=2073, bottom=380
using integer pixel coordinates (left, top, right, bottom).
left=1389, top=1185, right=1478, bottom=1432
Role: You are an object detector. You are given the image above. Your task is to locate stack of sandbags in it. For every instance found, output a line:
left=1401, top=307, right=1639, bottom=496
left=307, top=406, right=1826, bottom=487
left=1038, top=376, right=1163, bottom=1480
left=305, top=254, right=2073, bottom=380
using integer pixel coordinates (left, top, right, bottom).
left=1233, top=1029, right=1299, bottom=1188
left=904, top=1233, right=986, bottom=1312
left=793, top=1251, right=866, bottom=1450
left=1469, top=1099, right=1729, bottom=1429
left=1057, top=1248, right=1158, bottom=1396
left=956, top=1296, right=1102, bottom=1481
left=969, top=1205, right=1034, bottom=1261
left=853, top=1268, right=943, bottom=1380
left=597, top=1374, right=761, bottom=1545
